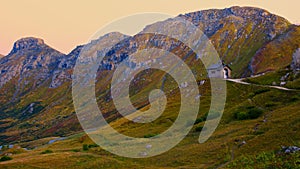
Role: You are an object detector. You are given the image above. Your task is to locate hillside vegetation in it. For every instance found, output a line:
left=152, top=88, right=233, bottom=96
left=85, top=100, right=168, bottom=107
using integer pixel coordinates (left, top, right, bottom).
left=0, top=6, right=299, bottom=168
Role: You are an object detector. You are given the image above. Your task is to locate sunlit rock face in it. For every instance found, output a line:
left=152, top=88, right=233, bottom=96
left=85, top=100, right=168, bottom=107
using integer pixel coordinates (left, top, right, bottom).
left=0, top=37, right=65, bottom=92
left=292, top=48, right=300, bottom=70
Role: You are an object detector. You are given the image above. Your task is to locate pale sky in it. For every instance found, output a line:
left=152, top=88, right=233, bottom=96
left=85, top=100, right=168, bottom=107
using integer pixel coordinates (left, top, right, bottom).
left=1, top=0, right=299, bottom=55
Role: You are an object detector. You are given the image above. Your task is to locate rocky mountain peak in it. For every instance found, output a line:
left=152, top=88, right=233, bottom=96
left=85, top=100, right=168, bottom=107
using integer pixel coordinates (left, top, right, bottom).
left=229, top=6, right=270, bottom=17
left=10, top=37, right=45, bottom=54
left=0, top=37, right=65, bottom=90
left=179, top=6, right=290, bottom=38
left=89, top=32, right=130, bottom=46
left=180, top=6, right=284, bottom=22
left=100, top=32, right=128, bottom=40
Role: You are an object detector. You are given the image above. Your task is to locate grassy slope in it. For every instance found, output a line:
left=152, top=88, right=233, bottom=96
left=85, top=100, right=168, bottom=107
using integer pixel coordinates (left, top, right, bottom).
left=244, top=68, right=300, bottom=89
left=0, top=81, right=299, bottom=168
left=211, top=20, right=268, bottom=78
left=251, top=25, right=300, bottom=74
left=0, top=79, right=81, bottom=143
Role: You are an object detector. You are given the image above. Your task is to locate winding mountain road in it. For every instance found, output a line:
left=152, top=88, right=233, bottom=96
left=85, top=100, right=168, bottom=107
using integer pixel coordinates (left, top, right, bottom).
left=226, top=78, right=298, bottom=91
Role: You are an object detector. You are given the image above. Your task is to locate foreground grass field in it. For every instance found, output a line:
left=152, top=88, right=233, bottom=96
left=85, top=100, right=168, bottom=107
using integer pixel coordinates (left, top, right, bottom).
left=0, top=81, right=299, bottom=168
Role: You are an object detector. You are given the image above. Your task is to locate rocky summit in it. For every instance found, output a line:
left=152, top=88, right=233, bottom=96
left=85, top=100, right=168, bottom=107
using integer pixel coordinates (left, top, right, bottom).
left=9, top=37, right=45, bottom=55
left=0, top=37, right=64, bottom=99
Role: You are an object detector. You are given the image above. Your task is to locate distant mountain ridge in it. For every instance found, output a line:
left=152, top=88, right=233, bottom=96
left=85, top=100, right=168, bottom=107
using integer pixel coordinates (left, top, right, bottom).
left=0, top=6, right=299, bottom=143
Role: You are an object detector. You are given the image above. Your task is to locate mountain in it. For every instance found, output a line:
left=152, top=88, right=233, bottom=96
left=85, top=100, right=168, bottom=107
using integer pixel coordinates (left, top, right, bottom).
left=0, top=33, right=131, bottom=143
left=179, top=6, right=293, bottom=77
left=93, top=6, right=297, bottom=77
left=0, top=38, right=65, bottom=103
left=0, top=6, right=299, bottom=144
left=0, top=6, right=299, bottom=168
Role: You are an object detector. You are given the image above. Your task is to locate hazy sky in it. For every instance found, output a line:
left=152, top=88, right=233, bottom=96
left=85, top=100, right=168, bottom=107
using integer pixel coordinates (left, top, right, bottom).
left=1, top=0, right=299, bottom=55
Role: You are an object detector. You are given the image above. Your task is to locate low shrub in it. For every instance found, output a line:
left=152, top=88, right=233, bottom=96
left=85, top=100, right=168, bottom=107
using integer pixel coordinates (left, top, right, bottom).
left=83, top=144, right=89, bottom=151
left=234, top=107, right=263, bottom=120
left=290, top=96, right=299, bottom=102
left=248, top=108, right=264, bottom=119
left=235, top=111, right=248, bottom=120
left=41, top=149, right=53, bottom=154
left=0, top=156, right=12, bottom=162
left=248, top=92, right=255, bottom=98
left=88, top=144, right=99, bottom=148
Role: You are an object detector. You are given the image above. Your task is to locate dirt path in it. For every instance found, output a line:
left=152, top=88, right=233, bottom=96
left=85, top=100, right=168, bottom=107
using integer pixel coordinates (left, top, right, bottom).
left=226, top=78, right=298, bottom=91
left=215, top=145, right=236, bottom=169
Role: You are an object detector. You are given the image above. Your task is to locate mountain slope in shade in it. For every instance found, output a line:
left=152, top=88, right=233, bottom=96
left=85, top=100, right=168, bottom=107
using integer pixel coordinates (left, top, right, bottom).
left=0, top=6, right=299, bottom=144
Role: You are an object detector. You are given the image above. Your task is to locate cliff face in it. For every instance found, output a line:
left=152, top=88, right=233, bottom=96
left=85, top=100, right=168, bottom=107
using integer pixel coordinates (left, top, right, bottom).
left=291, top=48, right=300, bottom=70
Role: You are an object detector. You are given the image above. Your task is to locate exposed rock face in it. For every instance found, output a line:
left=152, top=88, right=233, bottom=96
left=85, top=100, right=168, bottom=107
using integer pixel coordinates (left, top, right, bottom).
left=49, top=45, right=83, bottom=88
left=281, top=146, right=300, bottom=154
left=291, top=48, right=300, bottom=70
left=9, top=37, right=45, bottom=55
left=0, top=37, right=65, bottom=98
left=49, top=32, right=130, bottom=88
